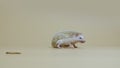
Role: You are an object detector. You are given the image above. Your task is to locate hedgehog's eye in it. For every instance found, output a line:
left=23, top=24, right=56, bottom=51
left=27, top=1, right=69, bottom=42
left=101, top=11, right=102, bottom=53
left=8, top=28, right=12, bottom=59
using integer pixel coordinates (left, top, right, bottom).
left=79, top=37, right=82, bottom=39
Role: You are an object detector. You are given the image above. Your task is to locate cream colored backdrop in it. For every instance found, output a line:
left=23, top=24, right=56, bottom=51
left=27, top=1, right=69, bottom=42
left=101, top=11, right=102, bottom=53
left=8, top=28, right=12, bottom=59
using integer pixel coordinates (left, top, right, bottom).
left=0, top=0, right=120, bottom=68
left=0, top=0, right=120, bottom=47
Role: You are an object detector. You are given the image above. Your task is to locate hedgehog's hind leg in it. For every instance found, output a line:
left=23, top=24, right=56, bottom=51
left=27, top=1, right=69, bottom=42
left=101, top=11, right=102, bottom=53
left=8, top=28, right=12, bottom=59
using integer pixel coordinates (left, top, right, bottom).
left=56, top=43, right=62, bottom=48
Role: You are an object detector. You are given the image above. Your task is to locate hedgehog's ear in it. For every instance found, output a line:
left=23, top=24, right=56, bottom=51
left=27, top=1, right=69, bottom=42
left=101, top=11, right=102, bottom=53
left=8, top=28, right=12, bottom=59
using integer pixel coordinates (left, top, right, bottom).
left=75, top=33, right=82, bottom=36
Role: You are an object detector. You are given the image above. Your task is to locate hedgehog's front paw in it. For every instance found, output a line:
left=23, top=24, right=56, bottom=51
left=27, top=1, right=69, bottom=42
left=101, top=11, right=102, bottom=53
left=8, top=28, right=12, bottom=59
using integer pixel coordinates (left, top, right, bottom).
left=74, top=46, right=78, bottom=48
left=72, top=44, right=78, bottom=48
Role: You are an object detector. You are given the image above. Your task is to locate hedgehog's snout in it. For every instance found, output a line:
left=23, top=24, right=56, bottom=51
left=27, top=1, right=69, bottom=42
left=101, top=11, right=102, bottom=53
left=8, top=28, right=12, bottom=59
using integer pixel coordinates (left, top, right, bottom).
left=80, top=40, right=86, bottom=43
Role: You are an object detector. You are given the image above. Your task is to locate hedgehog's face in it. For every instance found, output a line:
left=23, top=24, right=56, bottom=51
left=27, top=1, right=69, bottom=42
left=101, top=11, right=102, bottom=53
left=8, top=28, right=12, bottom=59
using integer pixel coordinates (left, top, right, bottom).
left=77, top=35, right=86, bottom=43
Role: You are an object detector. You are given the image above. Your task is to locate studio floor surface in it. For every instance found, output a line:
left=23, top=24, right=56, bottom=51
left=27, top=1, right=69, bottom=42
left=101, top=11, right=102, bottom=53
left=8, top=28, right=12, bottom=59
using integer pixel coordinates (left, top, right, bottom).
left=1, top=45, right=120, bottom=68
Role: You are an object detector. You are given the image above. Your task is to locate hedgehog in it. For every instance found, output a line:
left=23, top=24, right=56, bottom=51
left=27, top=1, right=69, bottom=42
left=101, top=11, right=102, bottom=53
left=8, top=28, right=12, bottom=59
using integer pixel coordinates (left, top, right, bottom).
left=51, top=31, right=86, bottom=48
